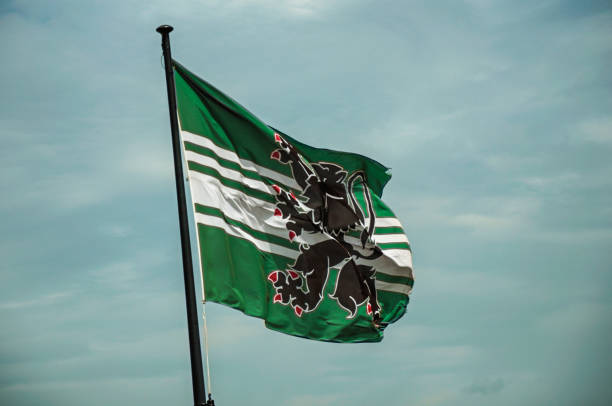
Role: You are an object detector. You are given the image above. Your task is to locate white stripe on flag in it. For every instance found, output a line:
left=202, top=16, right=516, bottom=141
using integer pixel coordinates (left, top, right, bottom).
left=375, top=280, right=413, bottom=295
left=182, top=130, right=300, bottom=190
left=195, top=213, right=299, bottom=260
left=375, top=217, right=404, bottom=228
left=382, top=249, right=413, bottom=268
left=188, top=170, right=330, bottom=246
left=188, top=170, right=284, bottom=233
left=185, top=150, right=272, bottom=194
left=357, top=254, right=413, bottom=278
left=373, top=233, right=411, bottom=244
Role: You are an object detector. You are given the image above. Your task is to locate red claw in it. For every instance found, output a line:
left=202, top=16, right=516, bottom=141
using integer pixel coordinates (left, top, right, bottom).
left=366, top=303, right=372, bottom=315
left=273, top=293, right=282, bottom=303
left=288, top=230, right=296, bottom=241
left=272, top=185, right=281, bottom=194
left=274, top=133, right=282, bottom=143
left=288, top=270, right=298, bottom=279
left=270, top=150, right=281, bottom=160
left=294, top=305, right=303, bottom=317
left=274, top=208, right=282, bottom=217
left=268, top=271, right=278, bottom=283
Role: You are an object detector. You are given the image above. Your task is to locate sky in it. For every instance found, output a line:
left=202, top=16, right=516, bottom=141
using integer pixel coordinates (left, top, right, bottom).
left=1, top=0, right=611, bottom=405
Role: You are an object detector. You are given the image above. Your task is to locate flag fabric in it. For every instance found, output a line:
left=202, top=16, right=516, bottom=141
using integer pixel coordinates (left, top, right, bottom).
left=173, top=60, right=414, bottom=343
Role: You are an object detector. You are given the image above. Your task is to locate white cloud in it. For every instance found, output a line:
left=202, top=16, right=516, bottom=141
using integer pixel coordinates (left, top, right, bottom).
left=576, top=116, right=612, bottom=143
left=464, top=377, right=505, bottom=395
left=402, top=194, right=540, bottom=236
left=87, top=328, right=186, bottom=356
left=0, top=132, right=173, bottom=212
left=537, top=301, right=612, bottom=336
left=412, top=390, right=456, bottom=406
left=287, top=393, right=346, bottom=406
left=413, top=345, right=482, bottom=369
left=206, top=311, right=266, bottom=349
left=141, top=0, right=350, bottom=21
left=482, top=155, right=540, bottom=172
left=99, top=224, right=133, bottom=238
left=531, top=227, right=612, bottom=244
left=230, top=0, right=326, bottom=17
left=360, top=117, right=448, bottom=158
left=419, top=267, right=524, bottom=298
left=519, top=172, right=580, bottom=188
left=89, top=250, right=171, bottom=289
left=0, top=374, right=190, bottom=406
left=451, top=213, right=516, bottom=231
left=0, top=291, right=72, bottom=310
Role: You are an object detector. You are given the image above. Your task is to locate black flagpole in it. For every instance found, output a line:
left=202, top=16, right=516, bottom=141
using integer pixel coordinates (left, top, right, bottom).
left=156, top=24, right=211, bottom=406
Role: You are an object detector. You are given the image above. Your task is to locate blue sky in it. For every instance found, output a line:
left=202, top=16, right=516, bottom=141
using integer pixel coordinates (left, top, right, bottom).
left=1, top=1, right=611, bottom=405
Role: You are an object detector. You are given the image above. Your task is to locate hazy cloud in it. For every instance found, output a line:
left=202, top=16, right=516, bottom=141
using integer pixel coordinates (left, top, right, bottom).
left=464, top=378, right=505, bottom=395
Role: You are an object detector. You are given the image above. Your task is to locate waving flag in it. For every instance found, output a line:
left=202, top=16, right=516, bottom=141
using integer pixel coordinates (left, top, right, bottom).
left=174, top=60, right=413, bottom=342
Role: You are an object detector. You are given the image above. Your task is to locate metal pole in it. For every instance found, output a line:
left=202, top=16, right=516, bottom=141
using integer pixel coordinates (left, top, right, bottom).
left=156, top=24, right=207, bottom=406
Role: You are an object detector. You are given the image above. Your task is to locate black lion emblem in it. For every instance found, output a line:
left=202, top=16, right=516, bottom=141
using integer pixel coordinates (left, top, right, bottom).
left=267, top=133, right=383, bottom=326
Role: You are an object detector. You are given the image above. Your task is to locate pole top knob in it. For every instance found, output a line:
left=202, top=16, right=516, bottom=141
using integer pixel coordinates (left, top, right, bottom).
left=156, top=25, right=174, bottom=34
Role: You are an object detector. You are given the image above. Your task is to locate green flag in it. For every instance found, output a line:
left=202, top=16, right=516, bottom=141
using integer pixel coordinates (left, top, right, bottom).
left=174, top=60, right=414, bottom=343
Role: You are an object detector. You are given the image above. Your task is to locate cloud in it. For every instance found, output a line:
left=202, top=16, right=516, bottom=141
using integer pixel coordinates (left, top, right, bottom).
left=464, top=378, right=505, bottom=395
left=451, top=213, right=516, bottom=232
left=449, top=197, right=539, bottom=234
left=399, top=194, right=540, bottom=237
left=98, top=224, right=132, bottom=238
left=0, top=291, right=72, bottom=310
left=228, top=0, right=329, bottom=17
left=414, top=345, right=482, bottom=369
left=142, top=0, right=353, bottom=22
left=287, top=393, right=346, bottom=406
left=537, top=301, right=612, bottom=337
left=0, top=374, right=190, bottom=406
left=422, top=267, right=523, bottom=297
left=0, top=131, right=174, bottom=212
left=205, top=307, right=266, bottom=349
left=519, top=172, right=580, bottom=188
left=88, top=250, right=172, bottom=290
left=576, top=116, right=612, bottom=143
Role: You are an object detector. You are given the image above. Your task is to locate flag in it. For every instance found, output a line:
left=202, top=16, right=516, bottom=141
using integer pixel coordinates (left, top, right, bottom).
left=173, top=60, right=414, bottom=343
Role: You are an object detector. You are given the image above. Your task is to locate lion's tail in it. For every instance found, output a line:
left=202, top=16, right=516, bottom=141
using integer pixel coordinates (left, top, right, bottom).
left=347, top=171, right=376, bottom=248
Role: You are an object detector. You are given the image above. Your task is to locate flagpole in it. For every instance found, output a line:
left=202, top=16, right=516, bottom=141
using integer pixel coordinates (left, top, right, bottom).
left=156, top=24, right=209, bottom=406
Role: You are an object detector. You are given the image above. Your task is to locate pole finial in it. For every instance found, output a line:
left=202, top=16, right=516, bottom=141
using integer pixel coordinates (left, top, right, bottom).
left=156, top=25, right=174, bottom=34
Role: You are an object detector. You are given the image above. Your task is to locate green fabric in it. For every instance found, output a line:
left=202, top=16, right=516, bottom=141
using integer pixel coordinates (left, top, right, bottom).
left=174, top=60, right=391, bottom=197
left=198, top=225, right=389, bottom=343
